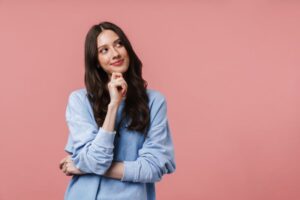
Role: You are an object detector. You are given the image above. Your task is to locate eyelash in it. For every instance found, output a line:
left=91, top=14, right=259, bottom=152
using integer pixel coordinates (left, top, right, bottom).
left=99, top=41, right=123, bottom=54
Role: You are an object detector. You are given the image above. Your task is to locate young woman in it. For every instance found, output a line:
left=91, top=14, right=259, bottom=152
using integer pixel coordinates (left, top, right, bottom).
left=59, top=21, right=176, bottom=200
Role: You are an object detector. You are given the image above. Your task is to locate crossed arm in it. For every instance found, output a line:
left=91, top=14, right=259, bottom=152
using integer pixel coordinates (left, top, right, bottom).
left=59, top=155, right=124, bottom=180
left=59, top=94, right=124, bottom=180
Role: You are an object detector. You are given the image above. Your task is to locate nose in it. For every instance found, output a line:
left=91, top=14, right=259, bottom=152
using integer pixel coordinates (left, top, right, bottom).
left=111, top=47, right=121, bottom=59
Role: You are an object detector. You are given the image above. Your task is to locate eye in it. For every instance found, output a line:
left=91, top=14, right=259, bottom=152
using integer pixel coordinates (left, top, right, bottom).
left=99, top=48, right=108, bottom=54
left=116, top=40, right=123, bottom=47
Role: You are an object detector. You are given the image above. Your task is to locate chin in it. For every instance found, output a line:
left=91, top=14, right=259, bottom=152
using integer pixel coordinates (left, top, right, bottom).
left=112, top=66, right=129, bottom=74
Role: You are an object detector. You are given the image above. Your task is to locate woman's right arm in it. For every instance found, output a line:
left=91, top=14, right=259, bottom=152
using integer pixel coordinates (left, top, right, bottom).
left=65, top=91, right=118, bottom=175
left=64, top=72, right=127, bottom=176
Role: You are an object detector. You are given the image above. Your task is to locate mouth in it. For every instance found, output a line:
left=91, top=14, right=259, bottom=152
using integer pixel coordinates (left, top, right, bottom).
left=111, top=59, right=124, bottom=66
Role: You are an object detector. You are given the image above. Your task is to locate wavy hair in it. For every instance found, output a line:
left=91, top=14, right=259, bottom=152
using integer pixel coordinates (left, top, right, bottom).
left=84, top=21, right=150, bottom=135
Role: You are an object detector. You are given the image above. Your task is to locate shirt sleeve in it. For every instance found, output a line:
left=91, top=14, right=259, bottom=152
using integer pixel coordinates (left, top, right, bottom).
left=121, top=94, right=176, bottom=183
left=65, top=91, right=116, bottom=175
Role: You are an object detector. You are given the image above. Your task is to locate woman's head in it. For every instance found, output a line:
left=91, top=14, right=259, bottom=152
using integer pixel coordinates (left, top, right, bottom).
left=84, top=21, right=143, bottom=84
left=96, top=29, right=130, bottom=76
left=84, top=21, right=150, bottom=134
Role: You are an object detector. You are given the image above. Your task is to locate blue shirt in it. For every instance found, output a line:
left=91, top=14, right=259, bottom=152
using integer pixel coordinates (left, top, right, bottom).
left=63, top=88, right=176, bottom=200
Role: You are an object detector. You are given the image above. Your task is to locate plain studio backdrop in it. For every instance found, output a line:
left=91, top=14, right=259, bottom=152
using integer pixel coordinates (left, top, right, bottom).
left=0, top=0, right=299, bottom=199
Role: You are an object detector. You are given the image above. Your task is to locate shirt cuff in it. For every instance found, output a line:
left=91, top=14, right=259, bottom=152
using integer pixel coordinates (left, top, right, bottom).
left=121, top=160, right=138, bottom=182
left=92, top=127, right=116, bottom=149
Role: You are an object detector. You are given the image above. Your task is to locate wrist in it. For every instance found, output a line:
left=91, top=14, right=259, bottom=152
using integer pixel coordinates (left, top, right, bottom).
left=108, top=101, right=120, bottom=108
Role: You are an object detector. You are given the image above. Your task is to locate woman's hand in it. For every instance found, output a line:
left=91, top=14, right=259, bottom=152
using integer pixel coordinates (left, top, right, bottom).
left=107, top=72, right=127, bottom=105
left=59, top=155, right=85, bottom=176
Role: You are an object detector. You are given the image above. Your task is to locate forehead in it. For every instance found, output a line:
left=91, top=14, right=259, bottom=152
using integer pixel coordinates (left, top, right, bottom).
left=97, top=30, right=119, bottom=46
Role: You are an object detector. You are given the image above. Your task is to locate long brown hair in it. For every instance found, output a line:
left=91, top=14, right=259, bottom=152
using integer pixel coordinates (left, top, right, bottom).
left=84, top=21, right=150, bottom=135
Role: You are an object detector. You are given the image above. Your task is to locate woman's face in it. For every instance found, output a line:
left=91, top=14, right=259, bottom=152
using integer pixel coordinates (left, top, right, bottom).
left=97, top=29, right=130, bottom=77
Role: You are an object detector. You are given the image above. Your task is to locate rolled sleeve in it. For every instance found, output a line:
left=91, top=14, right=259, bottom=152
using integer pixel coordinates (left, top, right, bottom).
left=121, top=95, right=176, bottom=183
left=121, top=160, right=139, bottom=182
left=66, top=91, right=116, bottom=175
left=92, top=127, right=116, bottom=149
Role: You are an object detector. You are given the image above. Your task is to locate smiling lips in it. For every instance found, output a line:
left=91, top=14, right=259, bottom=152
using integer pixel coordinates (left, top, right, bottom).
left=111, top=59, right=124, bottom=66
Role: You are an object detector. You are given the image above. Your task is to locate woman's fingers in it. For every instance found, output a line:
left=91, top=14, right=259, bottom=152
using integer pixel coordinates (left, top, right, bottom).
left=108, top=72, right=127, bottom=102
left=110, top=79, right=127, bottom=95
left=59, top=155, right=72, bottom=175
left=111, top=73, right=124, bottom=84
left=114, top=79, right=127, bottom=89
left=111, top=72, right=123, bottom=81
left=59, top=156, right=68, bottom=169
left=65, top=162, right=85, bottom=175
left=59, top=156, right=84, bottom=176
left=62, top=162, right=67, bottom=173
left=62, top=161, right=72, bottom=175
left=121, top=82, right=127, bottom=96
left=59, top=155, right=71, bottom=169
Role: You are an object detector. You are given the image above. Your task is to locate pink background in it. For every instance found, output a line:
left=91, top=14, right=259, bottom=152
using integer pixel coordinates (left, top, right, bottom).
left=0, top=0, right=300, bottom=199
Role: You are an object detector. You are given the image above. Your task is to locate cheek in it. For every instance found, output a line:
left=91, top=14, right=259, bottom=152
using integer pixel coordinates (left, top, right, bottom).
left=98, top=55, right=110, bottom=66
left=125, top=52, right=130, bottom=63
left=122, top=52, right=130, bottom=64
left=123, top=49, right=129, bottom=57
left=118, top=47, right=128, bottom=57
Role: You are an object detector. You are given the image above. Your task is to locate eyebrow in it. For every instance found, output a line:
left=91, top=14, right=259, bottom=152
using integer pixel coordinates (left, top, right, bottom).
left=97, top=38, right=121, bottom=50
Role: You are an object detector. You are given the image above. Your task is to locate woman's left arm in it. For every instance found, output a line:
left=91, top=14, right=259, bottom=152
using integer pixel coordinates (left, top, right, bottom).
left=120, top=95, right=176, bottom=183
